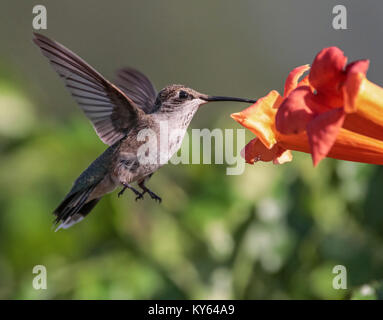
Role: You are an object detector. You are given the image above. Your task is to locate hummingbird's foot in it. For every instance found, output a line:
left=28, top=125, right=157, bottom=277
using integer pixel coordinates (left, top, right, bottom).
left=118, top=183, right=143, bottom=199
left=118, top=186, right=127, bottom=198
left=138, top=183, right=161, bottom=203
left=146, top=189, right=162, bottom=203
left=135, top=193, right=144, bottom=201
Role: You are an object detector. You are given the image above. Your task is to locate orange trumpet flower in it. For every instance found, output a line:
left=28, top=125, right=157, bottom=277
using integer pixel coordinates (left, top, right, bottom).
left=231, top=48, right=383, bottom=166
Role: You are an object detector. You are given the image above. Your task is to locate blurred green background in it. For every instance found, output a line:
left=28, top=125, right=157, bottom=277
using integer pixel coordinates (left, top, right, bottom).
left=1, top=0, right=383, bottom=299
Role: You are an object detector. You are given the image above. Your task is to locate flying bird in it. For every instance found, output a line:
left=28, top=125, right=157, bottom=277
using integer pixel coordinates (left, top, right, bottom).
left=33, top=33, right=256, bottom=230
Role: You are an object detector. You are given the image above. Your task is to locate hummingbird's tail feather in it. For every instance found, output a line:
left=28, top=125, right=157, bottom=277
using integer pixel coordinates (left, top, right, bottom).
left=53, top=184, right=100, bottom=231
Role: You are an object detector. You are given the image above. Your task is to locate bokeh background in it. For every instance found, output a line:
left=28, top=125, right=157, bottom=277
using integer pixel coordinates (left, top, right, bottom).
left=1, top=0, right=383, bottom=299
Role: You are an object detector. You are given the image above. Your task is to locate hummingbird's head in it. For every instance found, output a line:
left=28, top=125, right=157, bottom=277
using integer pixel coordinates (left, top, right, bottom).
left=154, top=84, right=257, bottom=114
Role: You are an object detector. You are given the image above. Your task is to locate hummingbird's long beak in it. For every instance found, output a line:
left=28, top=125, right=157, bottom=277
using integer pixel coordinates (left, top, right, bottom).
left=200, top=95, right=257, bottom=104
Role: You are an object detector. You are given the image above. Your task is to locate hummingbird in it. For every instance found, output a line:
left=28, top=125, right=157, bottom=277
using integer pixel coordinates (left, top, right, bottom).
left=33, top=33, right=256, bottom=231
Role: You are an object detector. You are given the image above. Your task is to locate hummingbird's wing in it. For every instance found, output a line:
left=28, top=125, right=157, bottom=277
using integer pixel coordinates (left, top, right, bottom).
left=115, top=68, right=157, bottom=113
left=33, top=33, right=145, bottom=146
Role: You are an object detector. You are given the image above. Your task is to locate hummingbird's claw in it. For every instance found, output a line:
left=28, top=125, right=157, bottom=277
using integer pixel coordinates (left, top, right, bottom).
left=147, top=190, right=162, bottom=203
left=135, top=193, right=144, bottom=201
left=137, top=179, right=162, bottom=203
left=118, top=186, right=127, bottom=198
left=135, top=189, right=161, bottom=202
left=153, top=195, right=162, bottom=203
left=119, top=183, right=143, bottom=199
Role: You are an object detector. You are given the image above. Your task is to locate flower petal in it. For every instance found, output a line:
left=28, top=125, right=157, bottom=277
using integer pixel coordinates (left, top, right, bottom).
left=297, top=75, right=310, bottom=88
left=307, top=107, right=345, bottom=166
left=343, top=60, right=370, bottom=113
left=241, top=138, right=292, bottom=164
left=274, top=149, right=293, bottom=164
left=276, top=86, right=315, bottom=134
left=231, top=90, right=283, bottom=149
left=283, top=64, right=310, bottom=97
left=309, top=47, right=347, bottom=106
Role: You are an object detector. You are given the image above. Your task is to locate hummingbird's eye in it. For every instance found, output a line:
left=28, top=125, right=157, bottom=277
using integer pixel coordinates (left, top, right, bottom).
left=179, top=90, right=189, bottom=99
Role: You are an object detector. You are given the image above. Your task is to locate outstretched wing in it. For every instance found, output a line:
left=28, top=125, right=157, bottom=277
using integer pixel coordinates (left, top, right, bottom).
left=115, top=68, right=157, bottom=113
left=33, top=33, right=145, bottom=146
